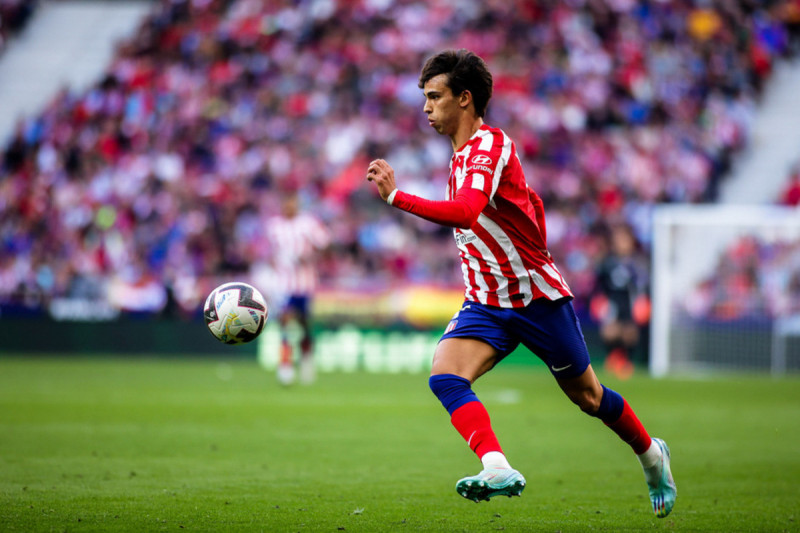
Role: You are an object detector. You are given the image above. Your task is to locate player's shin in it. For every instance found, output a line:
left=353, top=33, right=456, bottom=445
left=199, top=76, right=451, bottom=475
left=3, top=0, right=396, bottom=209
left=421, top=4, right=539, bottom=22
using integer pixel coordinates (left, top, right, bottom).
left=429, top=374, right=506, bottom=464
left=451, top=402, right=508, bottom=467
left=594, top=385, right=652, bottom=455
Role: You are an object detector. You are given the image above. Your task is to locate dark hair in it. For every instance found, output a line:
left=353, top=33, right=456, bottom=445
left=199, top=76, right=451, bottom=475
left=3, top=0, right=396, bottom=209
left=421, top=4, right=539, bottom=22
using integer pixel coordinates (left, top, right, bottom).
left=418, top=49, right=493, bottom=118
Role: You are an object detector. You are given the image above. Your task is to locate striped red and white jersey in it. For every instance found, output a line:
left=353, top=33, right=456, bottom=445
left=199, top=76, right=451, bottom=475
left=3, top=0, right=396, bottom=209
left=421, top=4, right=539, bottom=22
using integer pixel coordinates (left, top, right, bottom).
left=265, top=213, right=330, bottom=295
left=448, top=124, right=573, bottom=308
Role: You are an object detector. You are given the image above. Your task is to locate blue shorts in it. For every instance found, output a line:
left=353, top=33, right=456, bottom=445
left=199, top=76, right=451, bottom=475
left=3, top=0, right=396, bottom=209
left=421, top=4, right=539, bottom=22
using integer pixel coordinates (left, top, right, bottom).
left=282, top=295, right=310, bottom=318
left=439, top=298, right=591, bottom=379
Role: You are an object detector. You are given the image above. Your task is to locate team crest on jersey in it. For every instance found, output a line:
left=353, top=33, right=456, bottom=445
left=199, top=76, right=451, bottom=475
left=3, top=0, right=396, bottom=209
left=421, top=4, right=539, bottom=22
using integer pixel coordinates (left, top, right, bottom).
left=445, top=319, right=458, bottom=334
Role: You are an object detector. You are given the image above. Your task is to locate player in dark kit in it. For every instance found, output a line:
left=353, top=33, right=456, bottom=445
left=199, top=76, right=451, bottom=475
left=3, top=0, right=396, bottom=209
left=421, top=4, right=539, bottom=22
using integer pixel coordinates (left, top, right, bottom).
left=366, top=49, right=676, bottom=518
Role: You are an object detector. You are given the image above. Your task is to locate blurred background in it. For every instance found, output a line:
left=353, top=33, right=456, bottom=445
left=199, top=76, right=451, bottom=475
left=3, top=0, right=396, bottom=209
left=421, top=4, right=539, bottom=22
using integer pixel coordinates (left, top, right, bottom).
left=1, top=0, right=799, bottom=376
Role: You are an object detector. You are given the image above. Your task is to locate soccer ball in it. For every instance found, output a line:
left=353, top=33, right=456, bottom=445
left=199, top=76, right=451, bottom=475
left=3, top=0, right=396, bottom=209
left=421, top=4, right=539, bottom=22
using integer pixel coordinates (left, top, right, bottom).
left=203, top=282, right=268, bottom=345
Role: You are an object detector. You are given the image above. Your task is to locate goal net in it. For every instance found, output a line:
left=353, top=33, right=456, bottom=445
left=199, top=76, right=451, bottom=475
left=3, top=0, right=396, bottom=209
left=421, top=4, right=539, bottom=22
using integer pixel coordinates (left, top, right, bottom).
left=651, top=205, right=800, bottom=377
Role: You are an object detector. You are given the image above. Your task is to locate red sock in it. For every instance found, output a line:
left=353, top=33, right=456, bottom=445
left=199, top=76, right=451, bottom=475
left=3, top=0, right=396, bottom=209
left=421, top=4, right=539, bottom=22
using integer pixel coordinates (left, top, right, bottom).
left=605, top=400, right=652, bottom=455
left=280, top=340, right=293, bottom=365
left=450, top=401, right=503, bottom=459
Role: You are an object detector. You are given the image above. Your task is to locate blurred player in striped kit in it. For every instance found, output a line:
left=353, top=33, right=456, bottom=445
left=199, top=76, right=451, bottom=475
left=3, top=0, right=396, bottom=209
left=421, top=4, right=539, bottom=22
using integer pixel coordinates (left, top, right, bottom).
left=366, top=49, right=676, bottom=517
left=266, top=190, right=330, bottom=385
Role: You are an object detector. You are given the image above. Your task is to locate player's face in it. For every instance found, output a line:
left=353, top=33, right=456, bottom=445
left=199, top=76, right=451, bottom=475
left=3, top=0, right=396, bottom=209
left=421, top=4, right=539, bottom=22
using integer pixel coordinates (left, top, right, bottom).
left=282, top=195, right=299, bottom=218
left=422, top=74, right=462, bottom=137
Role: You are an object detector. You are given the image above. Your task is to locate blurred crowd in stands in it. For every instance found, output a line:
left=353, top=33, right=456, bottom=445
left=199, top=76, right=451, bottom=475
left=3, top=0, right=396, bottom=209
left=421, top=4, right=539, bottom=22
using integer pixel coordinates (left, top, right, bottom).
left=1, top=0, right=798, bottom=322
left=0, top=0, right=37, bottom=52
left=684, top=233, right=800, bottom=321
left=778, top=161, right=800, bottom=205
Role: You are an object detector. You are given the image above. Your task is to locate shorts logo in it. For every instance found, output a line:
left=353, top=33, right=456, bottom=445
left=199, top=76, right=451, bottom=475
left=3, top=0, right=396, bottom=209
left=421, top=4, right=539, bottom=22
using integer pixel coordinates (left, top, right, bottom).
left=445, top=320, right=458, bottom=334
left=470, top=154, right=492, bottom=165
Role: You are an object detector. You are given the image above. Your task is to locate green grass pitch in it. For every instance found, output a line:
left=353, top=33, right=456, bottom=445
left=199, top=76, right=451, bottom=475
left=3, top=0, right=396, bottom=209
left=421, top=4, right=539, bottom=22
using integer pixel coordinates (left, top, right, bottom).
left=1, top=356, right=798, bottom=532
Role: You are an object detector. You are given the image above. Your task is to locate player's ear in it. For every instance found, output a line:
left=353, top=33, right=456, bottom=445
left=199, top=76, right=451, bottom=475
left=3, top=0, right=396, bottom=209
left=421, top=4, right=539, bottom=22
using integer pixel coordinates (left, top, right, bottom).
left=458, top=90, right=473, bottom=110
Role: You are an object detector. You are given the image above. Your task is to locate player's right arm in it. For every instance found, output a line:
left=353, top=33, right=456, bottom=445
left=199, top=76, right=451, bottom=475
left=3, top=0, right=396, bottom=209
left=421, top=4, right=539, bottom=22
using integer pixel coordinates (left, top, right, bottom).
left=366, top=158, right=489, bottom=229
left=390, top=188, right=488, bottom=229
left=366, top=159, right=397, bottom=201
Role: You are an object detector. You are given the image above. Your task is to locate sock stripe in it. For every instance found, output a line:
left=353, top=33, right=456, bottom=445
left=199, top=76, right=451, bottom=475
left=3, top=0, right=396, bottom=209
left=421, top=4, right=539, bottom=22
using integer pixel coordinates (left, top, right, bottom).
left=467, top=430, right=476, bottom=448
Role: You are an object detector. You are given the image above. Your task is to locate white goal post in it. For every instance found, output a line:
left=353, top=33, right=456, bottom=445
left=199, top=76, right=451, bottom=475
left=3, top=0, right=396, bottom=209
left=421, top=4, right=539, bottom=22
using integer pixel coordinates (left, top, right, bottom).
left=651, top=205, right=800, bottom=377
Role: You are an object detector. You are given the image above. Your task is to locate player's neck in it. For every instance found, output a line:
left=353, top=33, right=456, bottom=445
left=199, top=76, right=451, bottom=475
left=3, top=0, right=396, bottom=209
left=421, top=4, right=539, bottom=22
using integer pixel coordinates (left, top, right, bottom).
left=450, top=116, right=484, bottom=152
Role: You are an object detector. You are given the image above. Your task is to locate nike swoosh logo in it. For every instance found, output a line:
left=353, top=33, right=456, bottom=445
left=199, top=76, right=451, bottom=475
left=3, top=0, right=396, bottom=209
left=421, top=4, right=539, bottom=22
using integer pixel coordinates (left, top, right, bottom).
left=551, top=364, right=572, bottom=372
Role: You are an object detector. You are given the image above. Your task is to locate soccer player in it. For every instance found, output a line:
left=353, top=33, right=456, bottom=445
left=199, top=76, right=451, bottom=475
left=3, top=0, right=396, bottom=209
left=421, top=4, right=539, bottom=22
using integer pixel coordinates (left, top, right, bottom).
left=591, top=223, right=651, bottom=379
left=366, top=49, right=676, bottom=518
left=266, top=190, right=330, bottom=385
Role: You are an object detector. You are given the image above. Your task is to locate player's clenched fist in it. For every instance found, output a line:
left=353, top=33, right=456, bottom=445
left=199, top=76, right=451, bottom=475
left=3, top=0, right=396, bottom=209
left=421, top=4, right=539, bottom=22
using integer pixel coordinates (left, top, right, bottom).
left=366, top=159, right=397, bottom=202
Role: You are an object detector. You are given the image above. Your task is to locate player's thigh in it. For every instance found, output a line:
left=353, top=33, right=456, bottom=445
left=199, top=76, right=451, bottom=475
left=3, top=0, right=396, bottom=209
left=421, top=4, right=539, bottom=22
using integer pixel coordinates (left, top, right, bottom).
left=431, top=337, right=499, bottom=383
left=518, top=298, right=591, bottom=379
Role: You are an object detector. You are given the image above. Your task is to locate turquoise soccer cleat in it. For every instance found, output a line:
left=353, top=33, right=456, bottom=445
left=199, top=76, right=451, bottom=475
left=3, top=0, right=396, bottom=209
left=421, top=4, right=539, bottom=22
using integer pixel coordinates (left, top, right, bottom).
left=455, top=467, right=526, bottom=502
left=648, top=438, right=677, bottom=518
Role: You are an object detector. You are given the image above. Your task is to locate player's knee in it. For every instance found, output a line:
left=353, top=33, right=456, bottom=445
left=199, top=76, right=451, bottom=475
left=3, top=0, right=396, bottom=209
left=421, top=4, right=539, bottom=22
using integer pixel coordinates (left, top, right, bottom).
left=579, top=397, right=602, bottom=415
left=429, top=374, right=477, bottom=415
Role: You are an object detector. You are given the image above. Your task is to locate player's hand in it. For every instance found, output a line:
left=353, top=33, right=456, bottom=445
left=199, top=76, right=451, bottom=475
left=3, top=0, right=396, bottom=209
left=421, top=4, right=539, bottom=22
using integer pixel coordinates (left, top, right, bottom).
left=366, top=159, right=397, bottom=202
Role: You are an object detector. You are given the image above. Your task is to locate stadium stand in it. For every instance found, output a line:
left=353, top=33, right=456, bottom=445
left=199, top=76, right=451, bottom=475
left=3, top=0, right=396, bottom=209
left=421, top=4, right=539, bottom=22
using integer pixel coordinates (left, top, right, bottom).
left=718, top=59, right=800, bottom=204
left=0, top=0, right=796, bottom=324
left=778, top=162, right=800, bottom=205
left=0, top=0, right=151, bottom=150
left=683, top=234, right=800, bottom=322
left=0, top=0, right=37, bottom=53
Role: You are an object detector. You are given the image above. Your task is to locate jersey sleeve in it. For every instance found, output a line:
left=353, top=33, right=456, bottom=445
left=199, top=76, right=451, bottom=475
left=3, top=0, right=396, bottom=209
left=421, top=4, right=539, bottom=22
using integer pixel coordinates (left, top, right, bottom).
left=528, top=188, right=547, bottom=242
left=390, top=187, right=489, bottom=229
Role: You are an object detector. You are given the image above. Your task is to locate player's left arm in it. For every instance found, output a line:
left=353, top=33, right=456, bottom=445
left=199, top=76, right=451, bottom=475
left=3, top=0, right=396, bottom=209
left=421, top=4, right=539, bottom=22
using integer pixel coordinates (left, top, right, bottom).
left=528, top=188, right=547, bottom=242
